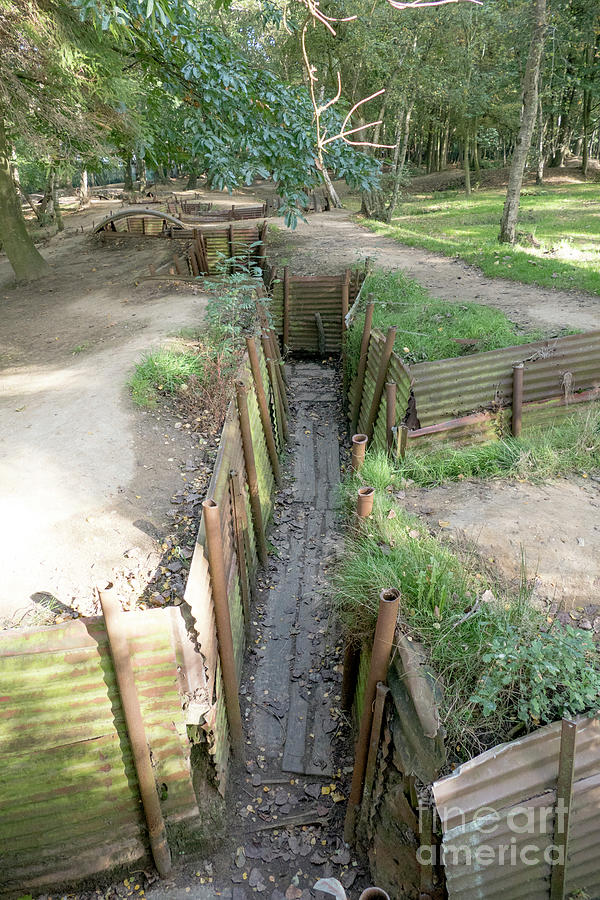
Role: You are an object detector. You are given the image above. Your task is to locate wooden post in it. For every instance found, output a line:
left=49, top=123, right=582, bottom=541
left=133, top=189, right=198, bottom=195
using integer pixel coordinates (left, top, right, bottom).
left=283, top=266, right=290, bottom=351
left=342, top=268, right=351, bottom=333
left=246, top=336, right=281, bottom=484
left=315, top=312, right=326, bottom=355
left=385, top=381, right=397, bottom=452
left=512, top=363, right=524, bottom=437
left=351, top=299, right=374, bottom=433
left=263, top=331, right=289, bottom=416
left=365, top=326, right=397, bottom=443
left=99, top=587, right=172, bottom=876
left=172, top=254, right=184, bottom=276
left=228, top=224, right=234, bottom=273
left=202, top=500, right=245, bottom=757
left=189, top=248, right=199, bottom=277
left=236, top=381, right=268, bottom=566
left=398, top=424, right=408, bottom=459
left=550, top=719, right=577, bottom=900
left=229, top=471, right=252, bottom=641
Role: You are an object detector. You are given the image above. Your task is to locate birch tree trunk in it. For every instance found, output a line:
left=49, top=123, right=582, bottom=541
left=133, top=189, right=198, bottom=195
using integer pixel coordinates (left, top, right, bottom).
left=499, top=0, right=547, bottom=244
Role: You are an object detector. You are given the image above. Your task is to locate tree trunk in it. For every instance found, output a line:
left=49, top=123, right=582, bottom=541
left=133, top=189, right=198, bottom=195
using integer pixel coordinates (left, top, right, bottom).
left=320, top=165, right=342, bottom=208
left=137, top=156, right=147, bottom=193
left=464, top=132, right=471, bottom=197
left=386, top=104, right=413, bottom=222
left=38, top=170, right=54, bottom=221
left=0, top=117, right=49, bottom=281
left=535, top=92, right=545, bottom=184
left=79, top=168, right=90, bottom=207
left=186, top=171, right=198, bottom=190
left=550, top=86, right=576, bottom=167
left=52, top=172, right=64, bottom=232
left=499, top=0, right=547, bottom=244
left=11, top=148, right=42, bottom=221
left=123, top=156, right=133, bottom=191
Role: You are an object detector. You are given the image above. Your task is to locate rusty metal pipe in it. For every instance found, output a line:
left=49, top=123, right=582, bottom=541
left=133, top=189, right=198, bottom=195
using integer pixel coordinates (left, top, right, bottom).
left=398, top=423, right=408, bottom=459
left=351, top=300, right=374, bottom=433
left=236, top=381, right=269, bottom=566
left=344, top=587, right=400, bottom=842
left=365, top=327, right=397, bottom=442
left=202, top=500, right=245, bottom=758
left=512, top=363, right=524, bottom=437
left=246, top=336, right=281, bottom=485
left=99, top=587, right=172, bottom=877
left=357, top=485, right=375, bottom=518
left=385, top=382, right=396, bottom=452
left=351, top=434, right=368, bottom=473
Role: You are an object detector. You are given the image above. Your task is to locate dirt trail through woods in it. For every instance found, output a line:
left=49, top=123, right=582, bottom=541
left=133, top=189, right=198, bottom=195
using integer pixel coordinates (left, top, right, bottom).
left=267, top=208, right=600, bottom=334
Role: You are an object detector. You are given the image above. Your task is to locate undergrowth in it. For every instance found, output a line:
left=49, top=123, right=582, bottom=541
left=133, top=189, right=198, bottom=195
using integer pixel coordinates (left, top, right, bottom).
left=397, top=409, right=600, bottom=485
left=129, top=265, right=262, bottom=426
left=334, top=452, right=600, bottom=761
left=346, top=269, right=572, bottom=381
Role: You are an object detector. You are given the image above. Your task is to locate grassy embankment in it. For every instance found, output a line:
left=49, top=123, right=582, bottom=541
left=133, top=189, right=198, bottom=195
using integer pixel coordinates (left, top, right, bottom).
left=359, top=182, right=600, bottom=297
left=334, top=453, right=600, bottom=761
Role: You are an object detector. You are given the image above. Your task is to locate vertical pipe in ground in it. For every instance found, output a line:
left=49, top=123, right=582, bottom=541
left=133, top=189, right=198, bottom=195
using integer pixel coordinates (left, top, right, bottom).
left=385, top=381, right=397, bottom=452
left=351, top=434, right=368, bottom=473
left=246, top=336, right=281, bottom=485
left=236, top=381, right=269, bottom=566
left=357, top=486, right=375, bottom=518
left=202, top=500, right=245, bottom=758
left=351, top=299, right=375, bottom=433
left=512, top=363, right=524, bottom=437
left=344, top=588, right=400, bottom=842
left=365, top=326, right=397, bottom=443
left=98, top=587, right=172, bottom=877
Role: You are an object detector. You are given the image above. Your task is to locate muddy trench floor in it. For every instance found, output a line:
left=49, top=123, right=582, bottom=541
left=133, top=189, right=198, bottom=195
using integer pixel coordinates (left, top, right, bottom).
left=144, top=361, right=369, bottom=900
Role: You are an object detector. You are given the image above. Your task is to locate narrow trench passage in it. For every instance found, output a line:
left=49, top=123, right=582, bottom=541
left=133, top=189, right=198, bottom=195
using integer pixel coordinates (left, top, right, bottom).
left=221, top=361, right=369, bottom=898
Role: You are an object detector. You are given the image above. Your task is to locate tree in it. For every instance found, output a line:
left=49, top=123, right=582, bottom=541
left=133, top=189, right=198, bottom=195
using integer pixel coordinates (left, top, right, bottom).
left=499, top=0, right=547, bottom=244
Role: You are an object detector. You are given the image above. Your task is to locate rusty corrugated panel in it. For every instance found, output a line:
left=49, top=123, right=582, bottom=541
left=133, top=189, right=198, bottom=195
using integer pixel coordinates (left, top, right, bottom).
left=357, top=331, right=384, bottom=435
left=372, top=355, right=413, bottom=451
left=432, top=715, right=600, bottom=899
left=0, top=609, right=199, bottom=893
left=521, top=388, right=600, bottom=431
left=183, top=343, right=277, bottom=791
left=408, top=410, right=502, bottom=448
left=411, top=331, right=600, bottom=427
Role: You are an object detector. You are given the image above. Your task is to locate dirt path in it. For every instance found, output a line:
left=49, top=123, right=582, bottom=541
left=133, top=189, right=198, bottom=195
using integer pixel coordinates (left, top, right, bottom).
left=0, top=218, right=209, bottom=623
left=145, top=362, right=367, bottom=900
left=267, top=209, right=600, bottom=334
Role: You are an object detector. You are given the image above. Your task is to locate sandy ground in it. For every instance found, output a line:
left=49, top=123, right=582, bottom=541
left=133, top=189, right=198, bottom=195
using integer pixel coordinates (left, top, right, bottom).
left=403, top=477, right=600, bottom=608
left=0, top=200, right=209, bottom=623
left=266, top=208, right=600, bottom=334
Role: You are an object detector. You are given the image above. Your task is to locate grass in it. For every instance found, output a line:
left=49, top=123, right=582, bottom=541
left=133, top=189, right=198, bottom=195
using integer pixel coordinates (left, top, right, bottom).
left=129, top=346, right=208, bottom=408
left=360, top=182, right=600, bottom=297
left=347, top=268, right=552, bottom=376
left=334, top=452, right=600, bottom=761
left=398, top=408, right=600, bottom=485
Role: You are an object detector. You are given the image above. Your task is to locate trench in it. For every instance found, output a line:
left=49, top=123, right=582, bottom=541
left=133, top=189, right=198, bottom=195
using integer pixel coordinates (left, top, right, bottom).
left=211, top=361, right=369, bottom=896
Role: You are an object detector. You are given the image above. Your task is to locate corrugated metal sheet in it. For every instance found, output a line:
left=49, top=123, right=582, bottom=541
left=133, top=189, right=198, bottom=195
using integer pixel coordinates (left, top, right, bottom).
left=183, top=343, right=278, bottom=790
left=270, top=273, right=364, bottom=353
left=357, top=331, right=384, bottom=435
left=372, top=354, right=413, bottom=451
left=407, top=410, right=503, bottom=448
left=432, top=715, right=600, bottom=899
left=0, top=608, right=199, bottom=893
left=411, top=331, right=600, bottom=427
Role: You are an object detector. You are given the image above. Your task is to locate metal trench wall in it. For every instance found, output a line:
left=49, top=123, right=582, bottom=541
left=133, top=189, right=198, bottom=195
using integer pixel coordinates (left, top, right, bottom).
left=269, top=269, right=364, bottom=354
left=0, top=608, right=201, bottom=894
left=183, top=339, right=283, bottom=788
left=350, top=324, right=600, bottom=451
left=0, top=335, right=285, bottom=893
left=432, top=715, right=600, bottom=899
